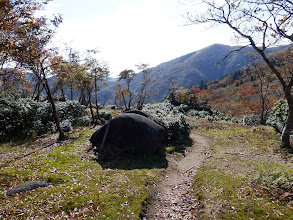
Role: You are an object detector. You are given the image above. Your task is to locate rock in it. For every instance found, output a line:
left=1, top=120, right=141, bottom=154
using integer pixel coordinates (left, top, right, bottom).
left=90, top=113, right=166, bottom=154
left=125, top=110, right=151, bottom=118
left=6, top=181, right=51, bottom=196
left=125, top=110, right=164, bottom=127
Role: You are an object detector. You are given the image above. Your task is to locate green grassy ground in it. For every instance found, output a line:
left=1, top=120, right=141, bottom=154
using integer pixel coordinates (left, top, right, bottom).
left=2, top=119, right=293, bottom=219
left=191, top=119, right=293, bottom=219
left=0, top=128, right=163, bottom=219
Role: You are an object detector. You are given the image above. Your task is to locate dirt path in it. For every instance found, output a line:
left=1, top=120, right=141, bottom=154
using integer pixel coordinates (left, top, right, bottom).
left=145, top=133, right=211, bottom=219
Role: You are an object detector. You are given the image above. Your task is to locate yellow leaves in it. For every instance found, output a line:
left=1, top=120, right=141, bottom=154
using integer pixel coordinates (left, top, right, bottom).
left=255, top=26, right=264, bottom=31
left=279, top=16, right=288, bottom=25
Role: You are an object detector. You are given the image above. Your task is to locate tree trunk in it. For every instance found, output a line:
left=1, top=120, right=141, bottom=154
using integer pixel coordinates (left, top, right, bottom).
left=94, top=75, right=100, bottom=120
left=281, top=96, right=293, bottom=148
left=260, top=96, right=266, bottom=125
left=60, top=85, right=65, bottom=101
left=70, top=83, right=73, bottom=100
left=44, top=79, right=66, bottom=141
left=88, top=90, right=96, bottom=125
left=33, top=82, right=44, bottom=101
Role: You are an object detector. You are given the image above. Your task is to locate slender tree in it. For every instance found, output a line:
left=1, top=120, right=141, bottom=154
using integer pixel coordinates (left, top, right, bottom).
left=246, top=52, right=278, bottom=125
left=84, top=49, right=109, bottom=122
left=117, top=69, right=136, bottom=110
left=114, top=83, right=129, bottom=110
left=135, top=63, right=154, bottom=110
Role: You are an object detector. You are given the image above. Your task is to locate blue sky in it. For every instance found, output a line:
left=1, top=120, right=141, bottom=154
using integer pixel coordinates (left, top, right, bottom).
left=46, top=0, right=234, bottom=77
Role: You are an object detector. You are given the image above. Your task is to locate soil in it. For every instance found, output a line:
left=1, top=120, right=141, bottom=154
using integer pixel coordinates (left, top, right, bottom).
left=145, top=133, right=211, bottom=220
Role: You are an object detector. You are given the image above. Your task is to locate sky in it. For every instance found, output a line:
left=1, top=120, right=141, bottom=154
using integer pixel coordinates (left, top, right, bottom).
left=45, top=0, right=235, bottom=77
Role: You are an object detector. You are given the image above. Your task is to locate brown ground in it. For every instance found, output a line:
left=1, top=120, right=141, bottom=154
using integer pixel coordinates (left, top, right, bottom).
left=145, top=133, right=211, bottom=220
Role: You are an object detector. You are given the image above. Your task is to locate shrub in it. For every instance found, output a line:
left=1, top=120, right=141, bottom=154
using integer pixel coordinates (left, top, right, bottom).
left=243, top=115, right=260, bottom=125
left=73, top=116, right=91, bottom=127
left=56, top=101, right=86, bottom=121
left=253, top=169, right=293, bottom=193
left=187, top=109, right=211, bottom=119
left=165, top=88, right=212, bottom=113
left=174, top=104, right=189, bottom=113
left=266, top=99, right=288, bottom=133
left=98, top=111, right=112, bottom=120
left=0, top=98, right=90, bottom=139
left=0, top=98, right=52, bottom=137
left=60, top=119, right=73, bottom=132
left=186, top=109, right=240, bottom=123
left=143, top=101, right=190, bottom=144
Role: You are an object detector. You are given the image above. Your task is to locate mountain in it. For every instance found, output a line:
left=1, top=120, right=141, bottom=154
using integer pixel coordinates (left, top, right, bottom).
left=101, top=43, right=290, bottom=103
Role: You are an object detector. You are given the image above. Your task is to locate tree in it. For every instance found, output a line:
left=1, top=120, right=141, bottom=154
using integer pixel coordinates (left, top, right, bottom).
left=51, top=56, right=68, bottom=101
left=114, top=83, right=130, bottom=110
left=84, top=49, right=109, bottom=122
left=3, top=0, right=66, bottom=140
left=22, top=49, right=67, bottom=141
left=200, top=80, right=208, bottom=90
left=0, top=68, right=29, bottom=99
left=135, top=63, right=154, bottom=110
left=0, top=0, right=51, bottom=100
left=247, top=52, right=277, bottom=125
left=187, top=0, right=293, bottom=148
left=117, top=69, right=136, bottom=110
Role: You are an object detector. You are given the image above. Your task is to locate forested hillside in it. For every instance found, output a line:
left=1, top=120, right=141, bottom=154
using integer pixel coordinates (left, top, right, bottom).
left=99, top=43, right=290, bottom=103
left=203, top=68, right=283, bottom=119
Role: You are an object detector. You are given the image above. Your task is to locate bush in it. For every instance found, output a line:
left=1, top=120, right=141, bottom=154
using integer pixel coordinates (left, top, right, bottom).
left=143, top=101, right=190, bottom=144
left=243, top=115, right=260, bottom=125
left=60, top=119, right=72, bottom=132
left=0, top=98, right=53, bottom=137
left=56, top=101, right=86, bottom=121
left=187, top=109, right=211, bottom=119
left=98, top=111, right=112, bottom=120
left=253, top=169, right=293, bottom=192
left=73, top=116, right=91, bottom=127
left=0, top=98, right=90, bottom=138
left=174, top=104, right=189, bottom=113
left=266, top=99, right=288, bottom=133
left=186, top=109, right=240, bottom=123
left=165, top=89, right=212, bottom=113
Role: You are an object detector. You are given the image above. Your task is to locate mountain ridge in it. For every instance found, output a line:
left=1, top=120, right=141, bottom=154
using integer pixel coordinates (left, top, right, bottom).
left=99, top=43, right=290, bottom=103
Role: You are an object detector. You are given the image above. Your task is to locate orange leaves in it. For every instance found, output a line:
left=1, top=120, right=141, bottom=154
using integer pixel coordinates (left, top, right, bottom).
left=230, top=100, right=260, bottom=116
left=191, top=87, right=208, bottom=96
left=238, top=89, right=256, bottom=97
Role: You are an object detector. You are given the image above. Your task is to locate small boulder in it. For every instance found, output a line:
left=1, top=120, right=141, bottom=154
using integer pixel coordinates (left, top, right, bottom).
left=90, top=113, right=166, bottom=154
left=6, top=181, right=51, bottom=196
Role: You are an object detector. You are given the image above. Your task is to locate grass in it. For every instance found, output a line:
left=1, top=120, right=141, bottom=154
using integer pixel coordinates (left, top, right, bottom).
left=191, top=119, right=293, bottom=219
left=4, top=117, right=292, bottom=219
left=0, top=127, right=163, bottom=219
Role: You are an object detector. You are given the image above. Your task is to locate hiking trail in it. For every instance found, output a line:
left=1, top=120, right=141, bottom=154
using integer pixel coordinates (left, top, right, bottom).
left=145, top=133, right=211, bottom=219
